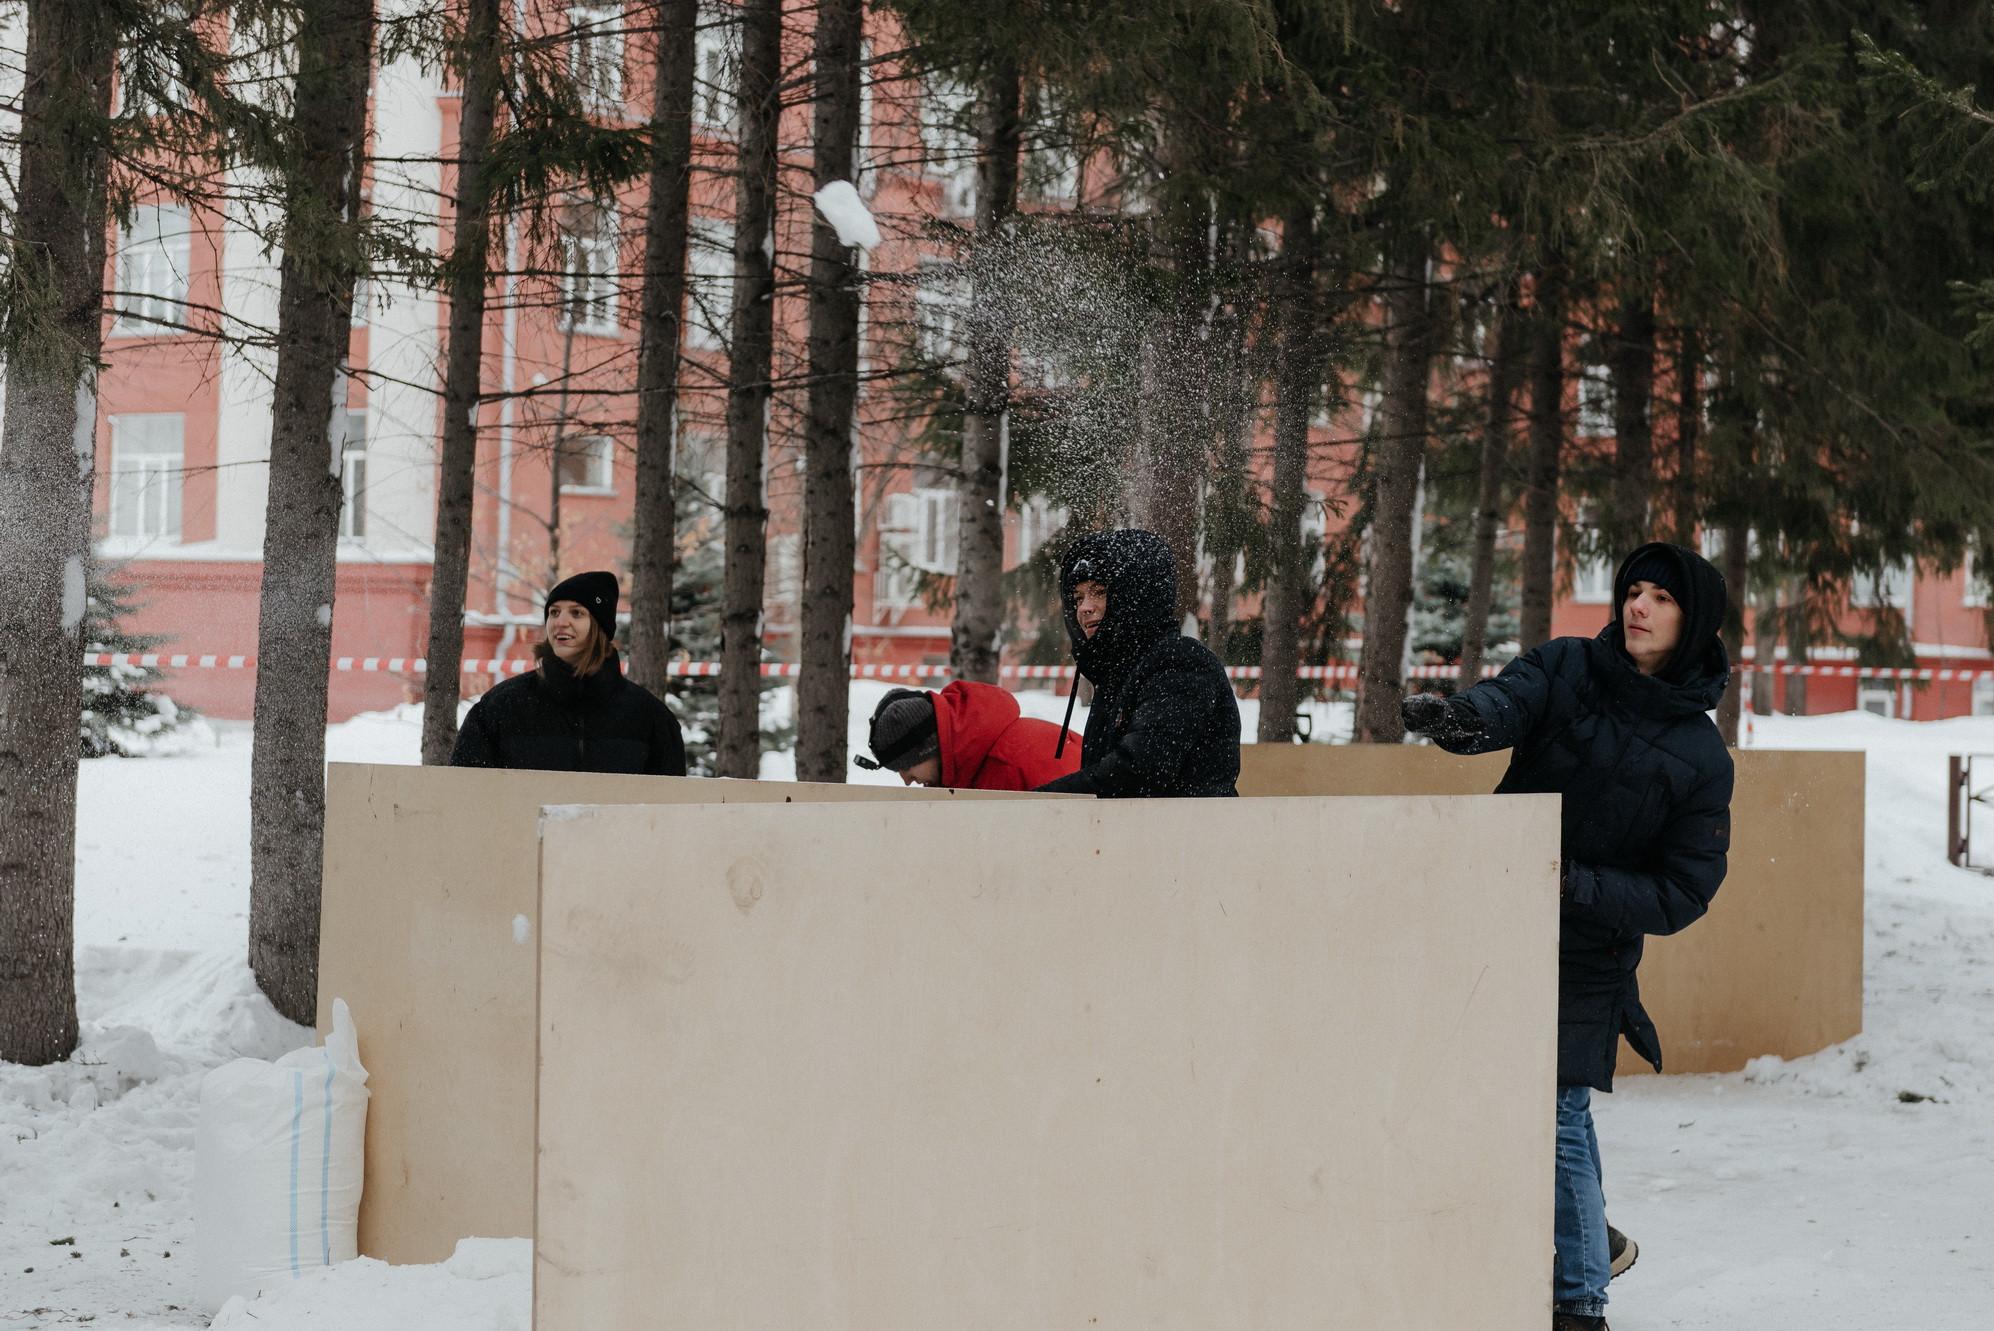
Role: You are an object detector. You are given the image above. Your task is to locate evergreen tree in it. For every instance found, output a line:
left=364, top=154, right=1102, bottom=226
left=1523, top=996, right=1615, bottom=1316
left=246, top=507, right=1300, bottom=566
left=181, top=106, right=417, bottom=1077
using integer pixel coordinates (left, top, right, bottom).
left=79, top=563, right=201, bottom=759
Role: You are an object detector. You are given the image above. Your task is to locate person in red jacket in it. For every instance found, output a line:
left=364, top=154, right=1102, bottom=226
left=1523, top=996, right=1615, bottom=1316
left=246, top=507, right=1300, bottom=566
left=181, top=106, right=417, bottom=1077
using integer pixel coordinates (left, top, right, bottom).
left=853, top=681, right=1080, bottom=790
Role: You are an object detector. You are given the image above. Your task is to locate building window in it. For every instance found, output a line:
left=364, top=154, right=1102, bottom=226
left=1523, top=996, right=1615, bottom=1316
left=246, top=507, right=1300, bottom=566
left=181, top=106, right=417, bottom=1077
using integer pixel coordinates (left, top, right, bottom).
left=914, top=260, right=964, bottom=363
left=685, top=219, right=734, bottom=352
left=1964, top=546, right=1988, bottom=610
left=1577, top=365, right=1614, bottom=438
left=876, top=487, right=957, bottom=612
left=1573, top=554, right=1615, bottom=604
left=693, top=2, right=739, bottom=131
left=108, top=414, right=184, bottom=542
left=1850, top=560, right=1915, bottom=611
left=116, top=5, right=192, bottom=119
left=921, top=77, right=977, bottom=216
left=339, top=410, right=367, bottom=542
left=557, top=434, right=615, bottom=493
left=568, top=5, right=624, bottom=115
left=1857, top=676, right=1899, bottom=719
left=767, top=531, right=801, bottom=606
left=560, top=212, right=619, bottom=335
left=111, top=204, right=192, bottom=336
left=1017, top=495, right=1067, bottom=564
left=1973, top=674, right=1994, bottom=717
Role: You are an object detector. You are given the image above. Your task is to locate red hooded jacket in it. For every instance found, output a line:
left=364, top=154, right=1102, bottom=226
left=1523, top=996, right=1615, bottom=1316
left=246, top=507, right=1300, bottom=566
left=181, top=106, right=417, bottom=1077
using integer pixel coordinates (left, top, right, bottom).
left=932, top=681, right=1081, bottom=791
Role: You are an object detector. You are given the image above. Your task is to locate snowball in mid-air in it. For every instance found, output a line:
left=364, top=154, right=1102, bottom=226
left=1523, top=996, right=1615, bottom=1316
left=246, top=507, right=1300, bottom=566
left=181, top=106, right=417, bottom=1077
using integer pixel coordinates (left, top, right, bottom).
left=812, top=180, right=881, bottom=251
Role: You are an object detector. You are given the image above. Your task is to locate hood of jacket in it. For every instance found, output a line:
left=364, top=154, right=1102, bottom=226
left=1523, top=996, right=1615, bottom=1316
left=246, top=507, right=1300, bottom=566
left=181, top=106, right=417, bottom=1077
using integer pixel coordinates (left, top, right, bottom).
left=932, top=680, right=1021, bottom=788
left=1059, top=529, right=1178, bottom=686
left=1600, top=541, right=1731, bottom=714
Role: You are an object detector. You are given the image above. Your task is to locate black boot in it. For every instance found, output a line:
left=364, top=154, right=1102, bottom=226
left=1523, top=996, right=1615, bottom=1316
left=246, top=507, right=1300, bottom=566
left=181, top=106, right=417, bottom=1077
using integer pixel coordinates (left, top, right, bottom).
left=1551, top=1314, right=1609, bottom=1331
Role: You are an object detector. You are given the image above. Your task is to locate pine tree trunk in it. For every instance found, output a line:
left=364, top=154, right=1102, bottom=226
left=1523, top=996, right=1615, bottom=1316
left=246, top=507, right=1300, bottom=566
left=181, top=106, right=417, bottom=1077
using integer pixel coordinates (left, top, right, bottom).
left=419, top=0, right=501, bottom=765
left=795, top=0, right=864, bottom=784
left=1257, top=203, right=1320, bottom=744
left=1608, top=291, right=1656, bottom=545
left=1458, top=286, right=1524, bottom=691
left=716, top=0, right=782, bottom=779
left=1519, top=261, right=1566, bottom=652
left=1354, top=230, right=1434, bottom=743
left=248, top=0, right=374, bottom=1025
left=948, top=59, right=1021, bottom=687
left=1673, top=325, right=1701, bottom=545
left=0, top=1, right=115, bottom=1066
left=1715, top=393, right=1753, bottom=746
left=627, top=0, right=699, bottom=694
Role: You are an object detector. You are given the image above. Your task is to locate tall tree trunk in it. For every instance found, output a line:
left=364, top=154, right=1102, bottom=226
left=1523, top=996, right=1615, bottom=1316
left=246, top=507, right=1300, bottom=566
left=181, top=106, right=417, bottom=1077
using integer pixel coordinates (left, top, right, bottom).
left=248, top=0, right=374, bottom=1024
left=1458, top=283, right=1525, bottom=691
left=626, top=0, right=699, bottom=693
left=419, top=0, right=501, bottom=765
left=1608, top=291, right=1656, bottom=545
left=1673, top=324, right=1701, bottom=545
left=1519, top=260, right=1567, bottom=651
left=1714, top=375, right=1753, bottom=746
left=716, top=0, right=782, bottom=779
left=1354, top=230, right=1434, bottom=742
left=1258, top=203, right=1322, bottom=743
left=948, top=59, right=1021, bottom=686
left=796, top=0, right=864, bottom=783
left=0, top=1, right=115, bottom=1065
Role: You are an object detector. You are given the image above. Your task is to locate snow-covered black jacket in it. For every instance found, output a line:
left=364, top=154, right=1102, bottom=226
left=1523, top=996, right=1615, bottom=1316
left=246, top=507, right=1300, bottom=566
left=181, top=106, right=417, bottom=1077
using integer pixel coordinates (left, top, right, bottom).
left=1430, top=542, right=1734, bottom=1090
left=1036, top=529, right=1240, bottom=798
left=450, top=650, right=687, bottom=776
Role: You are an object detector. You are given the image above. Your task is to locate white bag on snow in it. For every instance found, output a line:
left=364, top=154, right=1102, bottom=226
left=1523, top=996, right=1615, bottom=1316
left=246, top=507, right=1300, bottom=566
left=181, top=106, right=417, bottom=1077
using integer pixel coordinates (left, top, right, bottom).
left=194, top=996, right=370, bottom=1314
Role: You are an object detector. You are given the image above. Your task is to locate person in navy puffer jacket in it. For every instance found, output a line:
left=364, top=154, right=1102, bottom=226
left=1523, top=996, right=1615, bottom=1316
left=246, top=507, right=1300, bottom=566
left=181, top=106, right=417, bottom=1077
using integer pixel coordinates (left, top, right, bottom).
left=1403, top=540, right=1733, bottom=1331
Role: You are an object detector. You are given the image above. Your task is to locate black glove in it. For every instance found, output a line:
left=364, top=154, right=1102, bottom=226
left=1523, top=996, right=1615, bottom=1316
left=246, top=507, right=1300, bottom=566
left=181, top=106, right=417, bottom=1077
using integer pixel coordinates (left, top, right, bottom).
left=1400, top=692, right=1452, bottom=735
left=1401, top=691, right=1480, bottom=742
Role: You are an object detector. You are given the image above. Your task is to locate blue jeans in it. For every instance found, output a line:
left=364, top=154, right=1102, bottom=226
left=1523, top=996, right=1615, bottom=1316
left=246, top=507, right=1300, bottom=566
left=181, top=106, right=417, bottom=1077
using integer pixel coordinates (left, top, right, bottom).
left=1553, top=1085, right=1611, bottom=1317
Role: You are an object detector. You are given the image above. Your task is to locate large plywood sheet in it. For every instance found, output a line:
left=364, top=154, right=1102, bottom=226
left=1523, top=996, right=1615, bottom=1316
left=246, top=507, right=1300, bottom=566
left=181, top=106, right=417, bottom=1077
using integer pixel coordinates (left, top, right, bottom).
left=316, top=763, right=1030, bottom=1263
left=536, top=796, right=1561, bottom=1330
left=1239, top=744, right=1865, bottom=1075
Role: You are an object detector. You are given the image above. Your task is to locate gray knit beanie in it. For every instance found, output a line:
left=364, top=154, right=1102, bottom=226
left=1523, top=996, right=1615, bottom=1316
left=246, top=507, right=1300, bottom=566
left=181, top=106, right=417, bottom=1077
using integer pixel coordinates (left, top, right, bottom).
left=856, top=688, right=940, bottom=772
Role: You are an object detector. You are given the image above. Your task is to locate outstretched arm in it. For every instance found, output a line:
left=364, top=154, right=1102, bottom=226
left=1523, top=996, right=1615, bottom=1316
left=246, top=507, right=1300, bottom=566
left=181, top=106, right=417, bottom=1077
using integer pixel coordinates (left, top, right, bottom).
left=1412, top=642, right=1566, bottom=755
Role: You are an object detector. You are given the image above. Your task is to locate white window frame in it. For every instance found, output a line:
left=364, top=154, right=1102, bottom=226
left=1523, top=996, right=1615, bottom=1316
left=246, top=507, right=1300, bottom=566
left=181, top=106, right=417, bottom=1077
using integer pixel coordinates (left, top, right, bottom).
left=568, top=4, right=624, bottom=115
left=685, top=218, right=734, bottom=353
left=914, top=260, right=964, bottom=363
left=1850, top=559, right=1915, bottom=611
left=339, top=410, right=368, bottom=542
left=1573, top=554, right=1615, bottom=605
left=557, top=433, right=616, bottom=494
left=107, top=414, right=185, bottom=543
left=1016, top=495, right=1067, bottom=565
left=560, top=212, right=620, bottom=336
left=921, top=77, right=977, bottom=216
left=1963, top=545, right=1988, bottom=609
left=1577, top=365, right=1614, bottom=438
left=1857, top=676, right=1899, bottom=719
left=116, top=5, right=192, bottom=120
left=111, top=204, right=192, bottom=337
left=1973, top=673, right=1994, bottom=717
left=693, top=2, right=739, bottom=132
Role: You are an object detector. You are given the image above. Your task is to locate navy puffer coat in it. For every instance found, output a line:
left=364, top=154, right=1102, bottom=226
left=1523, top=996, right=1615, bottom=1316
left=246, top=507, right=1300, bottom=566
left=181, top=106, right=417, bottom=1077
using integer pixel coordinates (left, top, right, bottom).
left=450, top=650, right=687, bottom=776
left=1035, top=529, right=1240, bottom=798
left=1431, top=542, right=1734, bottom=1090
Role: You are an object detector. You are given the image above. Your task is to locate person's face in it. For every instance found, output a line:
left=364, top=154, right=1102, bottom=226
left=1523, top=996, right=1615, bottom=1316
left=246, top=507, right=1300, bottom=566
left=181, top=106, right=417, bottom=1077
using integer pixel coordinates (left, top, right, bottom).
left=897, top=755, right=944, bottom=786
left=1622, top=580, right=1683, bottom=675
left=1073, top=580, right=1109, bottom=639
left=545, top=601, right=595, bottom=663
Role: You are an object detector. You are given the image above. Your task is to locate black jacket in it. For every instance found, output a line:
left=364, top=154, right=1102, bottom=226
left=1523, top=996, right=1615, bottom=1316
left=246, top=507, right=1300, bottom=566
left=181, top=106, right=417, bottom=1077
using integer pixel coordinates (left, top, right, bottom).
left=1036, top=530, right=1240, bottom=798
left=450, top=651, right=687, bottom=776
left=1432, top=542, right=1734, bottom=1090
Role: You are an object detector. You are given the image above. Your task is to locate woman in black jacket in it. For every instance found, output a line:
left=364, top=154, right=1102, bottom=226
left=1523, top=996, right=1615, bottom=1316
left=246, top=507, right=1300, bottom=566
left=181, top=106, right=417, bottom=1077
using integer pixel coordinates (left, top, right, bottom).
left=1402, top=541, right=1733, bottom=1331
left=451, top=570, right=687, bottom=775
left=1034, top=529, right=1239, bottom=798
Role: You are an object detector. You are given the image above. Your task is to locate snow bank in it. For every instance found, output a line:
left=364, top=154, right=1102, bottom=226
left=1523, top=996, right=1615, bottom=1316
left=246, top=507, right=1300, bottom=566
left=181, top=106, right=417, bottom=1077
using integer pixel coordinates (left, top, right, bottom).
left=209, top=1238, right=529, bottom=1330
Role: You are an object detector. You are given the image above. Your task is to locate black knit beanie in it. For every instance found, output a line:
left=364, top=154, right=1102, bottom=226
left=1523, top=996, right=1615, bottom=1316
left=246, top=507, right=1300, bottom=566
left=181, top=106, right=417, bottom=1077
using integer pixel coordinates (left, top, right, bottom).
left=546, top=570, right=619, bottom=640
left=1621, top=547, right=1689, bottom=609
left=859, top=688, right=939, bottom=772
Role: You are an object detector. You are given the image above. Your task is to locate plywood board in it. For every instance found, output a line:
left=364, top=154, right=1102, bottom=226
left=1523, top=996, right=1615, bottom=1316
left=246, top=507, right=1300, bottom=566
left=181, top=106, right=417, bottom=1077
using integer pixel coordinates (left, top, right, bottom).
left=1238, top=744, right=1865, bottom=1075
left=316, top=763, right=1031, bottom=1263
left=536, top=795, right=1560, bottom=1330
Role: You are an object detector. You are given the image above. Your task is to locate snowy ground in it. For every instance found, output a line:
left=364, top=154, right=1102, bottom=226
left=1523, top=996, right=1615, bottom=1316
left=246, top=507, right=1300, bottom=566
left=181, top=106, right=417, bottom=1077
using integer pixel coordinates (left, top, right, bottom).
left=3, top=697, right=1991, bottom=1328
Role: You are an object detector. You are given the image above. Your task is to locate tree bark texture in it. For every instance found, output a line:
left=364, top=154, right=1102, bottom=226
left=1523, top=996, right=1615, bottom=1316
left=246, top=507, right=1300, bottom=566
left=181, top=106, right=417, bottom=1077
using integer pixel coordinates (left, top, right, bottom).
left=716, top=0, right=782, bottom=779
left=1458, top=287, right=1525, bottom=691
left=419, top=0, right=502, bottom=765
left=249, top=0, right=375, bottom=1025
left=1716, top=517, right=1749, bottom=744
left=1257, top=203, right=1321, bottom=743
left=1354, top=231, right=1434, bottom=743
left=947, top=59, right=1021, bottom=686
left=1608, top=291, right=1656, bottom=546
left=0, top=0, right=115, bottom=1065
left=626, top=0, right=699, bottom=694
left=1519, top=262, right=1567, bottom=652
left=1673, top=325, right=1702, bottom=546
left=795, top=0, right=864, bottom=784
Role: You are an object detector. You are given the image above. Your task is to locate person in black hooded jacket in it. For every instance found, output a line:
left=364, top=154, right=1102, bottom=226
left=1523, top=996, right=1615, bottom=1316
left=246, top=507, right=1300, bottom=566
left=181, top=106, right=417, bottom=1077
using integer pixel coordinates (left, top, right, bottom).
left=1034, top=529, right=1240, bottom=798
left=451, top=570, right=687, bottom=775
left=1402, top=540, right=1732, bottom=1331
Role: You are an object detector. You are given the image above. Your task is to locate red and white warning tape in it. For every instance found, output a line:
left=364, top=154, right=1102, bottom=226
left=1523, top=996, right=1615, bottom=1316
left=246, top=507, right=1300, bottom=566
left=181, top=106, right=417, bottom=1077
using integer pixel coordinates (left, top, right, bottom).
left=79, top=653, right=1994, bottom=684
